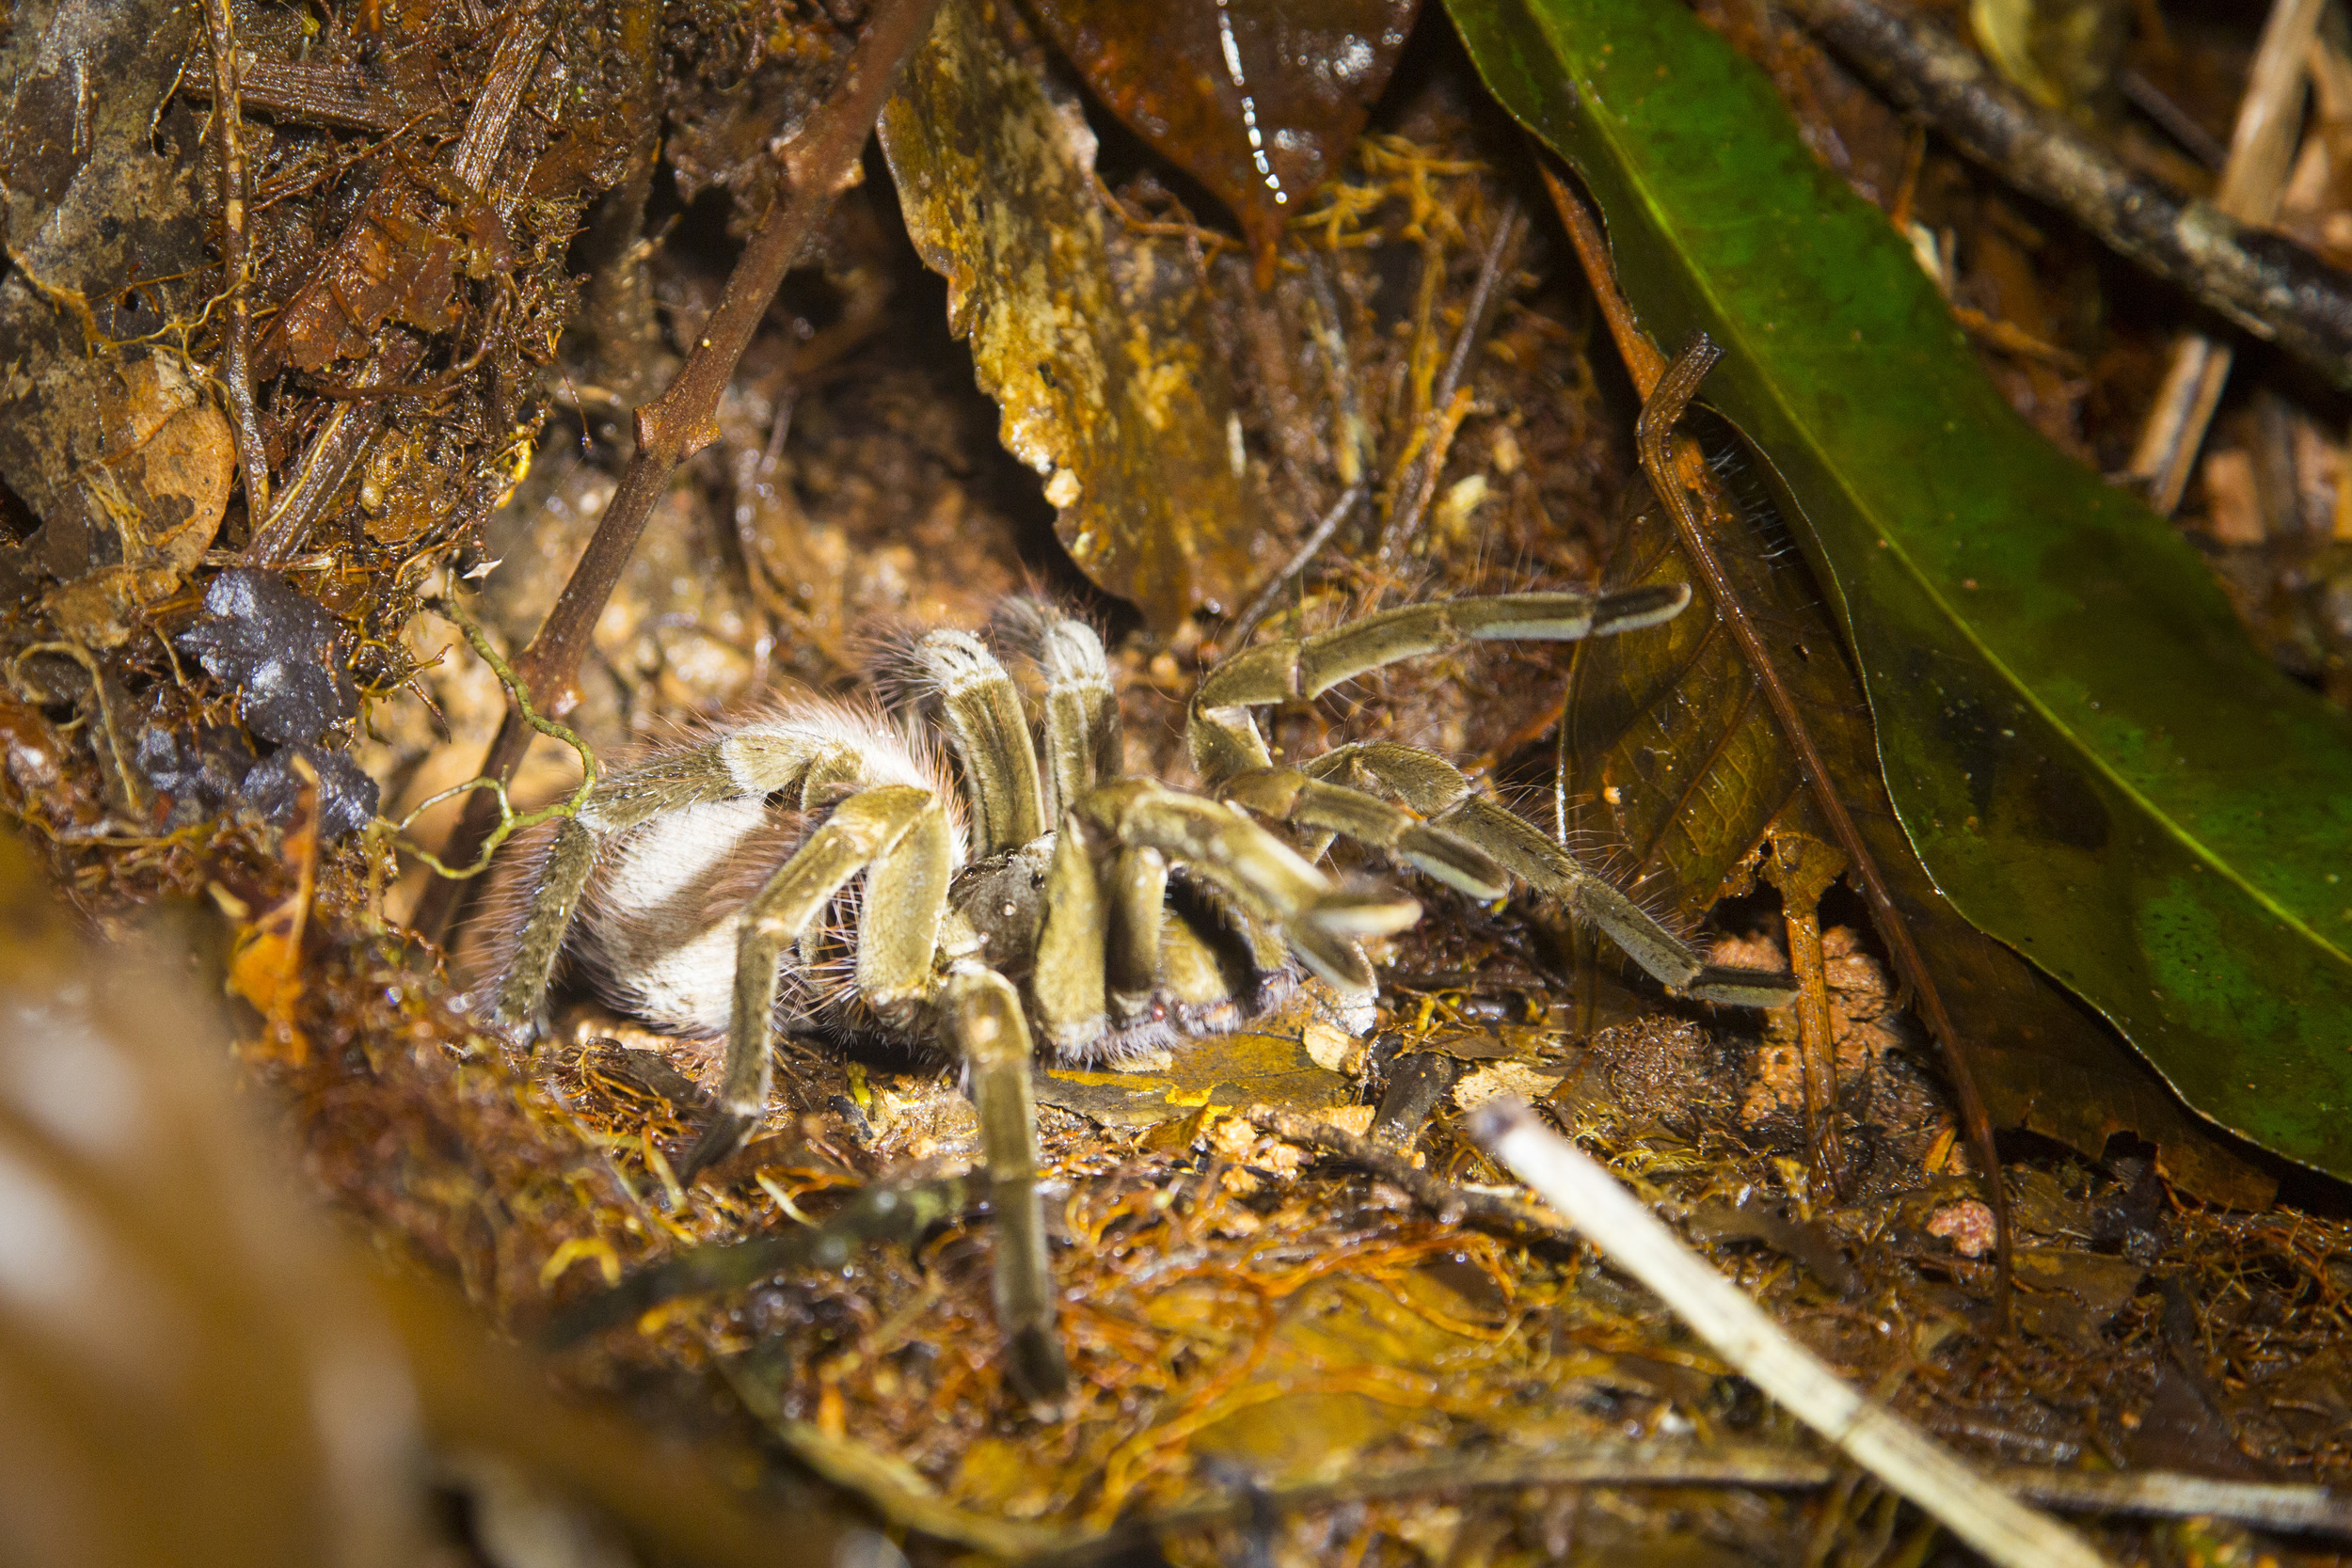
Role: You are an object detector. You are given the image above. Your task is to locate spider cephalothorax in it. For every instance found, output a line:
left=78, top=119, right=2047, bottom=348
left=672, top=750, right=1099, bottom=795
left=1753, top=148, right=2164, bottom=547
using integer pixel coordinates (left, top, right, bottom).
left=481, top=587, right=1795, bottom=1402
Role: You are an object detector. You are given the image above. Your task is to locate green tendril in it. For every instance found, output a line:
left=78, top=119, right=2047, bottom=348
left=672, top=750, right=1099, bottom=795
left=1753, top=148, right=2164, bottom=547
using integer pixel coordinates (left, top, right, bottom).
left=371, top=595, right=598, bottom=879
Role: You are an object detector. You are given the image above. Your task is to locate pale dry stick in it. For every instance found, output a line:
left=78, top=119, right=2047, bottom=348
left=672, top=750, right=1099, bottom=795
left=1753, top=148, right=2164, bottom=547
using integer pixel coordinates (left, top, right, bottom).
left=245, top=4, right=553, bottom=564
left=2126, top=0, right=2327, bottom=515
left=1250, top=1110, right=2352, bottom=1543
left=200, top=0, right=268, bottom=520
left=1470, top=1101, right=2112, bottom=1568
left=408, top=0, right=946, bottom=943
left=1543, top=165, right=2012, bottom=1316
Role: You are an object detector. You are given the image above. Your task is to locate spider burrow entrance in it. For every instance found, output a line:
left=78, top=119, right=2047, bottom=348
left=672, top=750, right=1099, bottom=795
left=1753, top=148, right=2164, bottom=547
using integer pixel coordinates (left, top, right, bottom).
left=476, top=587, right=1797, bottom=1407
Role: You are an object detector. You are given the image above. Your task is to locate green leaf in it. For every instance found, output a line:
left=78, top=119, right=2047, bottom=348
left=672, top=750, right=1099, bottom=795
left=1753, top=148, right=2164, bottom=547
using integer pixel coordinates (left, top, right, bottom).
left=1446, top=0, right=2352, bottom=1179
left=1568, top=479, right=2272, bottom=1207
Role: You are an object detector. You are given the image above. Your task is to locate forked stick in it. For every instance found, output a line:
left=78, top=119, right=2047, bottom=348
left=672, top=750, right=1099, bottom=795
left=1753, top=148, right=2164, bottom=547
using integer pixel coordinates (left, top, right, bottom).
left=1470, top=1101, right=2112, bottom=1568
left=412, top=0, right=946, bottom=940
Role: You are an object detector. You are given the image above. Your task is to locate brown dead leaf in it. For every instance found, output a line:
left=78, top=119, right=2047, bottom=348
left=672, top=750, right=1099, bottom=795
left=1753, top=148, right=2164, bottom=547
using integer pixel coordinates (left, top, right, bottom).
left=878, top=0, right=1261, bottom=633
left=40, top=355, right=233, bottom=646
left=227, top=755, right=321, bottom=1064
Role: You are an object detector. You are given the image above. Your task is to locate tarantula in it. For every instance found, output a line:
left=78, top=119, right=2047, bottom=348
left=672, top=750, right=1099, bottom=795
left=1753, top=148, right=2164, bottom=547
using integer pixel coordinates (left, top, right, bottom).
left=482, top=586, right=1795, bottom=1402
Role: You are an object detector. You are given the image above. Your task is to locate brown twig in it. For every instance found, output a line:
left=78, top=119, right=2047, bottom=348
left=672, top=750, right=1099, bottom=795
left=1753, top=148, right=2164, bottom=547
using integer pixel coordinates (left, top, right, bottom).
left=200, top=0, right=269, bottom=522
left=1247, top=1107, right=1579, bottom=1244
left=2125, top=0, right=2326, bottom=514
left=408, top=0, right=946, bottom=942
left=1541, top=166, right=2012, bottom=1323
left=1780, top=0, right=2352, bottom=389
left=1226, top=481, right=1368, bottom=649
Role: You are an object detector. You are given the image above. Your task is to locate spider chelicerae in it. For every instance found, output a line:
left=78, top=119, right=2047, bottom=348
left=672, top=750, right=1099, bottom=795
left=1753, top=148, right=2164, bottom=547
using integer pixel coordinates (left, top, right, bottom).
left=481, top=585, right=1795, bottom=1402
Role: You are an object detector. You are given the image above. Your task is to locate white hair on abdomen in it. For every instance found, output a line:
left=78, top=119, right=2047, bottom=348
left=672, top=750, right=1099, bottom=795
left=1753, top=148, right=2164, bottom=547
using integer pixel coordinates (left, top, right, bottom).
left=723, top=692, right=970, bottom=864
left=575, top=693, right=971, bottom=1036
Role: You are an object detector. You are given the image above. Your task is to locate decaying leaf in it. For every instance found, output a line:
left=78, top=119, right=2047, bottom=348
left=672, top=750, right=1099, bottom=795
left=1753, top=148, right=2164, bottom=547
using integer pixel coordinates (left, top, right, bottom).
left=878, top=0, right=1262, bottom=633
left=37, top=355, right=236, bottom=647
left=1, top=0, right=216, bottom=632
left=1570, top=495, right=2276, bottom=1207
left=1026, top=0, right=1421, bottom=282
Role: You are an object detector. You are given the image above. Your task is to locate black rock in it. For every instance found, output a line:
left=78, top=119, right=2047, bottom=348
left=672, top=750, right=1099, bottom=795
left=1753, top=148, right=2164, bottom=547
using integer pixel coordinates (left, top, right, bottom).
left=238, top=744, right=379, bottom=842
left=179, top=568, right=357, bottom=746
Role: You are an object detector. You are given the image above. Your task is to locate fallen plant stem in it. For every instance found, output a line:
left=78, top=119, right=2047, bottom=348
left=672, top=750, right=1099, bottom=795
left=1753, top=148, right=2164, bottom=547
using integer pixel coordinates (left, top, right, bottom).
left=1780, top=0, right=2352, bottom=388
left=540, top=1175, right=977, bottom=1349
left=2125, top=0, right=2325, bottom=514
left=1227, top=482, right=1368, bottom=649
left=1248, top=1106, right=1577, bottom=1243
left=1545, top=163, right=2011, bottom=1319
left=199, top=0, right=268, bottom=521
left=1470, top=1101, right=2112, bottom=1568
left=409, top=0, right=945, bottom=942
left=1379, top=200, right=1524, bottom=560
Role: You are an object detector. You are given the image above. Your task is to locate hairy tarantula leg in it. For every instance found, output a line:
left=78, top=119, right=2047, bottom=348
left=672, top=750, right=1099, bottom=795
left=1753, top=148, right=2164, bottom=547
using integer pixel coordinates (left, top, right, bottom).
left=1033, top=816, right=1109, bottom=1053
left=1443, top=797, right=1800, bottom=1009
left=1303, top=744, right=1797, bottom=1007
left=1217, top=767, right=1507, bottom=900
left=1076, top=780, right=1418, bottom=993
left=1189, top=585, right=1692, bottom=783
left=914, top=630, right=1046, bottom=855
left=1104, top=846, right=1167, bottom=1022
left=1009, top=601, right=1122, bottom=821
left=487, top=747, right=752, bottom=1033
left=489, top=816, right=598, bottom=1031
left=679, top=784, right=945, bottom=1181
left=944, top=964, right=1072, bottom=1408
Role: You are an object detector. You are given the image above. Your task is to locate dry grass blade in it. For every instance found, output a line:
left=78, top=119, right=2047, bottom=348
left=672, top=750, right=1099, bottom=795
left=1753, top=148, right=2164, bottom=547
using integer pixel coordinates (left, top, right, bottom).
left=1471, top=1101, right=2113, bottom=1568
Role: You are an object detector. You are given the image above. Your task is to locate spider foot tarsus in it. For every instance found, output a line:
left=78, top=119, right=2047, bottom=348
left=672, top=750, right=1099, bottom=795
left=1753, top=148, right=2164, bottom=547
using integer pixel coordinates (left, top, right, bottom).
left=674, top=1102, right=762, bottom=1186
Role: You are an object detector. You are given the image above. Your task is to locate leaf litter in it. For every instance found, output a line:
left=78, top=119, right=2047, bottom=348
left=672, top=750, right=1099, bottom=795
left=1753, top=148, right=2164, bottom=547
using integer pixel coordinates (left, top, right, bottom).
left=3, top=0, right=2352, bottom=1563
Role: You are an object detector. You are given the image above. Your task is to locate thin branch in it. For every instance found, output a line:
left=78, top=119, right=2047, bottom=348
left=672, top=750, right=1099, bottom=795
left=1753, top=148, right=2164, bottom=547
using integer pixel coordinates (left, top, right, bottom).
left=200, top=0, right=269, bottom=521
left=1225, top=482, right=1367, bottom=649
left=1248, top=1106, right=1578, bottom=1243
left=409, top=0, right=946, bottom=942
left=2125, top=0, right=2326, bottom=514
left=1780, top=0, right=2352, bottom=389
left=1542, top=165, right=2012, bottom=1320
left=1470, top=1103, right=2112, bottom=1568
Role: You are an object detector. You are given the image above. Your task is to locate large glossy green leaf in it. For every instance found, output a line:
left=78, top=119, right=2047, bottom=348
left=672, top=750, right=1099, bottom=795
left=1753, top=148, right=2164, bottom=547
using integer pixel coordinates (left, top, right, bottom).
left=1447, top=0, right=2352, bottom=1178
left=1567, top=485, right=2273, bottom=1206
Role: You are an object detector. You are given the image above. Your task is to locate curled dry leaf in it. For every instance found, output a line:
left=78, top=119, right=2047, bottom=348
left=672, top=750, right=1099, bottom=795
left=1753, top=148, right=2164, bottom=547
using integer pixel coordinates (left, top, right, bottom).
left=879, top=0, right=1261, bottom=633
left=1026, top=0, right=1422, bottom=282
